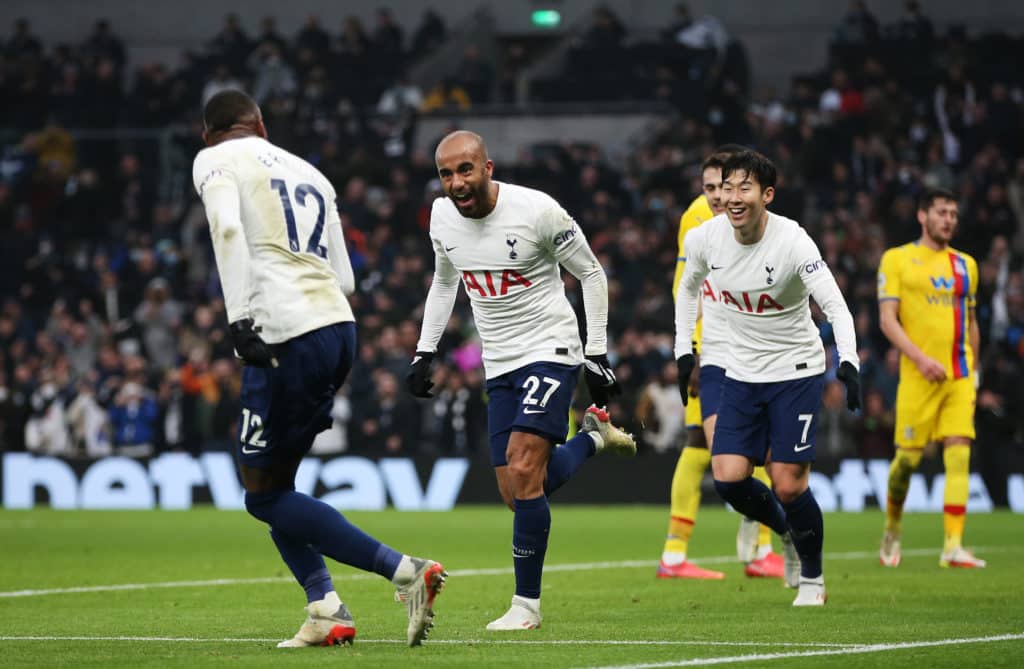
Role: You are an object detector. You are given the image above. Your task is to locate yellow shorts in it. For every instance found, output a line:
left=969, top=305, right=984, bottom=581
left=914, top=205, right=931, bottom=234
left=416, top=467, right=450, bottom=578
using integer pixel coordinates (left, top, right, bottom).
left=894, top=375, right=976, bottom=447
left=685, top=394, right=703, bottom=429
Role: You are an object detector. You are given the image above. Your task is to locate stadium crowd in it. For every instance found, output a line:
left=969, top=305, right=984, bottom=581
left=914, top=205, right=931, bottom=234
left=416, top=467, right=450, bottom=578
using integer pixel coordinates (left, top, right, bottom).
left=0, top=5, right=1022, bottom=495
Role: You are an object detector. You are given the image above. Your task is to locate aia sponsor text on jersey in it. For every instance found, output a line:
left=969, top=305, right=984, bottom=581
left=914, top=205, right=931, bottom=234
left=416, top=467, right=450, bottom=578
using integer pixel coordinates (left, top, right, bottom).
left=463, top=269, right=533, bottom=297
left=702, top=280, right=784, bottom=313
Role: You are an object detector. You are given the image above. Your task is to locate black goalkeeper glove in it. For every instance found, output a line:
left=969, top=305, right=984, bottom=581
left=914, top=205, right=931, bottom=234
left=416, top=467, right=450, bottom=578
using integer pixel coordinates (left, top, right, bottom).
left=676, top=354, right=696, bottom=406
left=583, top=354, right=621, bottom=407
left=228, top=319, right=277, bottom=368
left=406, top=351, right=436, bottom=398
left=836, top=360, right=861, bottom=412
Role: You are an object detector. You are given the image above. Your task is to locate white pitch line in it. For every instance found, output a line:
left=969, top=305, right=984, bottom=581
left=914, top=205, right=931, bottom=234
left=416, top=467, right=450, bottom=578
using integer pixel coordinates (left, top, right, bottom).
left=577, top=632, right=1024, bottom=669
left=0, top=636, right=864, bottom=648
left=0, top=546, right=1007, bottom=599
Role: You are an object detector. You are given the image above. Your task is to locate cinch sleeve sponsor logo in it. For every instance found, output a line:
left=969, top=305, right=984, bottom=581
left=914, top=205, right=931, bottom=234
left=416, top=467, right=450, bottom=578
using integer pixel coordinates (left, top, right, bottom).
left=801, top=259, right=826, bottom=275
left=553, top=226, right=578, bottom=246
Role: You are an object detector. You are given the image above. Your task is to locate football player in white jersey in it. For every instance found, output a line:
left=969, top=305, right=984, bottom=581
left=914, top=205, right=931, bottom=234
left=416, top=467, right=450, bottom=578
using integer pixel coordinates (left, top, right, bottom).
left=194, top=90, right=445, bottom=648
left=674, top=150, right=862, bottom=606
left=407, top=130, right=637, bottom=630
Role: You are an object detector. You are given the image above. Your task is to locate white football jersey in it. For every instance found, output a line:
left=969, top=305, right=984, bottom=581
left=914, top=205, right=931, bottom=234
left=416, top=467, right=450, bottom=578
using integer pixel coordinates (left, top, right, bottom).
left=676, top=212, right=857, bottom=382
left=419, top=182, right=594, bottom=379
left=193, top=136, right=354, bottom=344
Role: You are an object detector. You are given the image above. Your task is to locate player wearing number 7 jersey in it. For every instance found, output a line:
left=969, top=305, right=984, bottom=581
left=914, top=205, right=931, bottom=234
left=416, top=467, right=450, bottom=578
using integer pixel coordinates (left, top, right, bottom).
left=193, top=90, right=446, bottom=649
left=407, top=130, right=637, bottom=631
left=675, top=150, right=861, bottom=606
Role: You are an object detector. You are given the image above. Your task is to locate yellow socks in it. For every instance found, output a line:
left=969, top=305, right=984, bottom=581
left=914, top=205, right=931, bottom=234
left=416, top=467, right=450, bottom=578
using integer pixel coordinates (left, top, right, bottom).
left=663, top=446, right=711, bottom=559
left=885, top=447, right=923, bottom=535
left=943, top=445, right=971, bottom=552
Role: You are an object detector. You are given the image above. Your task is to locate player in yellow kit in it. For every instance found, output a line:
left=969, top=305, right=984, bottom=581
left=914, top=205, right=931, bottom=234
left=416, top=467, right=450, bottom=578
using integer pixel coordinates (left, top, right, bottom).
left=877, top=188, right=985, bottom=569
left=657, top=147, right=783, bottom=580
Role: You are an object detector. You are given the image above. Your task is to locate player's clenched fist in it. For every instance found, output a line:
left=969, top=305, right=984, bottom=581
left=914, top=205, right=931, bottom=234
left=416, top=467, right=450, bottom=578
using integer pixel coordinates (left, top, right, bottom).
left=406, top=351, right=436, bottom=398
left=675, top=354, right=696, bottom=405
left=835, top=360, right=862, bottom=412
left=229, top=319, right=278, bottom=368
left=583, top=354, right=621, bottom=407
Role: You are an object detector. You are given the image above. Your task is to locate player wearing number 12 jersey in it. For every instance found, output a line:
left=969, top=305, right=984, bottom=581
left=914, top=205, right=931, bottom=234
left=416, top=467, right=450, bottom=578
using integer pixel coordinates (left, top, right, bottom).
left=193, top=90, right=445, bottom=648
left=407, top=131, right=636, bottom=631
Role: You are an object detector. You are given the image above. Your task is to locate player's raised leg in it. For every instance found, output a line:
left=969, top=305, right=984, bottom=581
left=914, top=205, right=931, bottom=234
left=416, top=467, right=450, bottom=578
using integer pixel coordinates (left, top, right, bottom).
left=545, top=403, right=636, bottom=496
left=239, top=326, right=445, bottom=647
left=709, top=380, right=791, bottom=547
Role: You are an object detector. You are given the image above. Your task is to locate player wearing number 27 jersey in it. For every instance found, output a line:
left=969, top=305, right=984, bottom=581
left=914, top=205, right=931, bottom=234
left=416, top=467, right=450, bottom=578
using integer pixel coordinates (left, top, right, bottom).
left=194, top=90, right=445, bottom=649
left=408, top=131, right=635, bottom=632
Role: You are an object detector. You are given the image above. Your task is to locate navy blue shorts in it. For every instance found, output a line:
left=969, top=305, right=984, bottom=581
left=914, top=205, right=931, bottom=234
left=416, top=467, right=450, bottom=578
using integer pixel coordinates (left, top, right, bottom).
left=485, top=361, right=581, bottom=467
left=713, top=374, right=824, bottom=465
left=698, top=364, right=726, bottom=422
left=237, top=322, right=355, bottom=469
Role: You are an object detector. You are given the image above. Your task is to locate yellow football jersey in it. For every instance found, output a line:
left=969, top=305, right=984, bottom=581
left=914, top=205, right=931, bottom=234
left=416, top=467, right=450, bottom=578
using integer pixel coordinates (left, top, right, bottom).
left=674, top=195, right=713, bottom=355
left=673, top=194, right=714, bottom=298
left=877, top=242, right=978, bottom=381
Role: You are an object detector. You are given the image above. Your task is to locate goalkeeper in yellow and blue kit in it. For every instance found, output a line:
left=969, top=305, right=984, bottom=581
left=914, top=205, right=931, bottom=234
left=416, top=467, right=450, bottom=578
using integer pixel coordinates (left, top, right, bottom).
left=877, top=188, right=985, bottom=569
left=656, top=147, right=783, bottom=580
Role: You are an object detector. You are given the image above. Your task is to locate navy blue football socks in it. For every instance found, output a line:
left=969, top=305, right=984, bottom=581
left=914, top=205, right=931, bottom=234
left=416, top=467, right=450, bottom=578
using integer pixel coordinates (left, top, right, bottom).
left=246, top=489, right=403, bottom=581
left=783, top=488, right=824, bottom=578
left=512, top=494, right=551, bottom=599
left=713, top=477, right=789, bottom=536
left=270, top=528, right=333, bottom=603
left=544, top=432, right=596, bottom=496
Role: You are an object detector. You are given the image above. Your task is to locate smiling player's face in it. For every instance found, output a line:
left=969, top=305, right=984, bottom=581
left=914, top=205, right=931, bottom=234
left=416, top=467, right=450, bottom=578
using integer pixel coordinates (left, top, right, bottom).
left=436, top=137, right=494, bottom=219
left=722, top=169, right=774, bottom=237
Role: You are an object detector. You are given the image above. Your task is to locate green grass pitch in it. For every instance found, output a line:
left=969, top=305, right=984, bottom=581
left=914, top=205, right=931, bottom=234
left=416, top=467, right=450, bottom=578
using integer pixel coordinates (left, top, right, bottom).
left=1, top=506, right=1022, bottom=668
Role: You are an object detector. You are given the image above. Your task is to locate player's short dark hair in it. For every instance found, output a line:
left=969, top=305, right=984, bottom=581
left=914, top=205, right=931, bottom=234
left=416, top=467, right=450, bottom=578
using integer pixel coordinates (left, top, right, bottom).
left=701, top=144, right=749, bottom=172
left=918, top=187, right=957, bottom=212
left=721, top=150, right=777, bottom=190
left=203, top=89, right=259, bottom=134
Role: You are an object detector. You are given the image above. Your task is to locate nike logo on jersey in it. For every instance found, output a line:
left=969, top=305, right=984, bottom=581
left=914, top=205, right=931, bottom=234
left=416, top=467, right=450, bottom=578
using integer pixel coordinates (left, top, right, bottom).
left=711, top=264, right=726, bottom=270
left=522, top=407, right=547, bottom=415
left=445, top=245, right=457, bottom=252
left=241, top=446, right=265, bottom=455
left=793, top=443, right=813, bottom=453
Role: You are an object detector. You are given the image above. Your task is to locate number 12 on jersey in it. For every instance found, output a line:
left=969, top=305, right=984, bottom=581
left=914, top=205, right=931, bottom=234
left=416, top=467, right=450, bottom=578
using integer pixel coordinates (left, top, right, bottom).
left=271, top=179, right=327, bottom=259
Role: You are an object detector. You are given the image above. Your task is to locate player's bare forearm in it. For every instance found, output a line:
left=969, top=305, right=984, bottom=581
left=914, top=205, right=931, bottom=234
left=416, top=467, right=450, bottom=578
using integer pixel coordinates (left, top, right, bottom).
left=879, top=300, right=945, bottom=381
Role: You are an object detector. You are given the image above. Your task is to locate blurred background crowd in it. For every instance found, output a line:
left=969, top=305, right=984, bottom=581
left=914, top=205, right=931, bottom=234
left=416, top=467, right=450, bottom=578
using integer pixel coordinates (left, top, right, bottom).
left=0, top=2, right=1022, bottom=496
